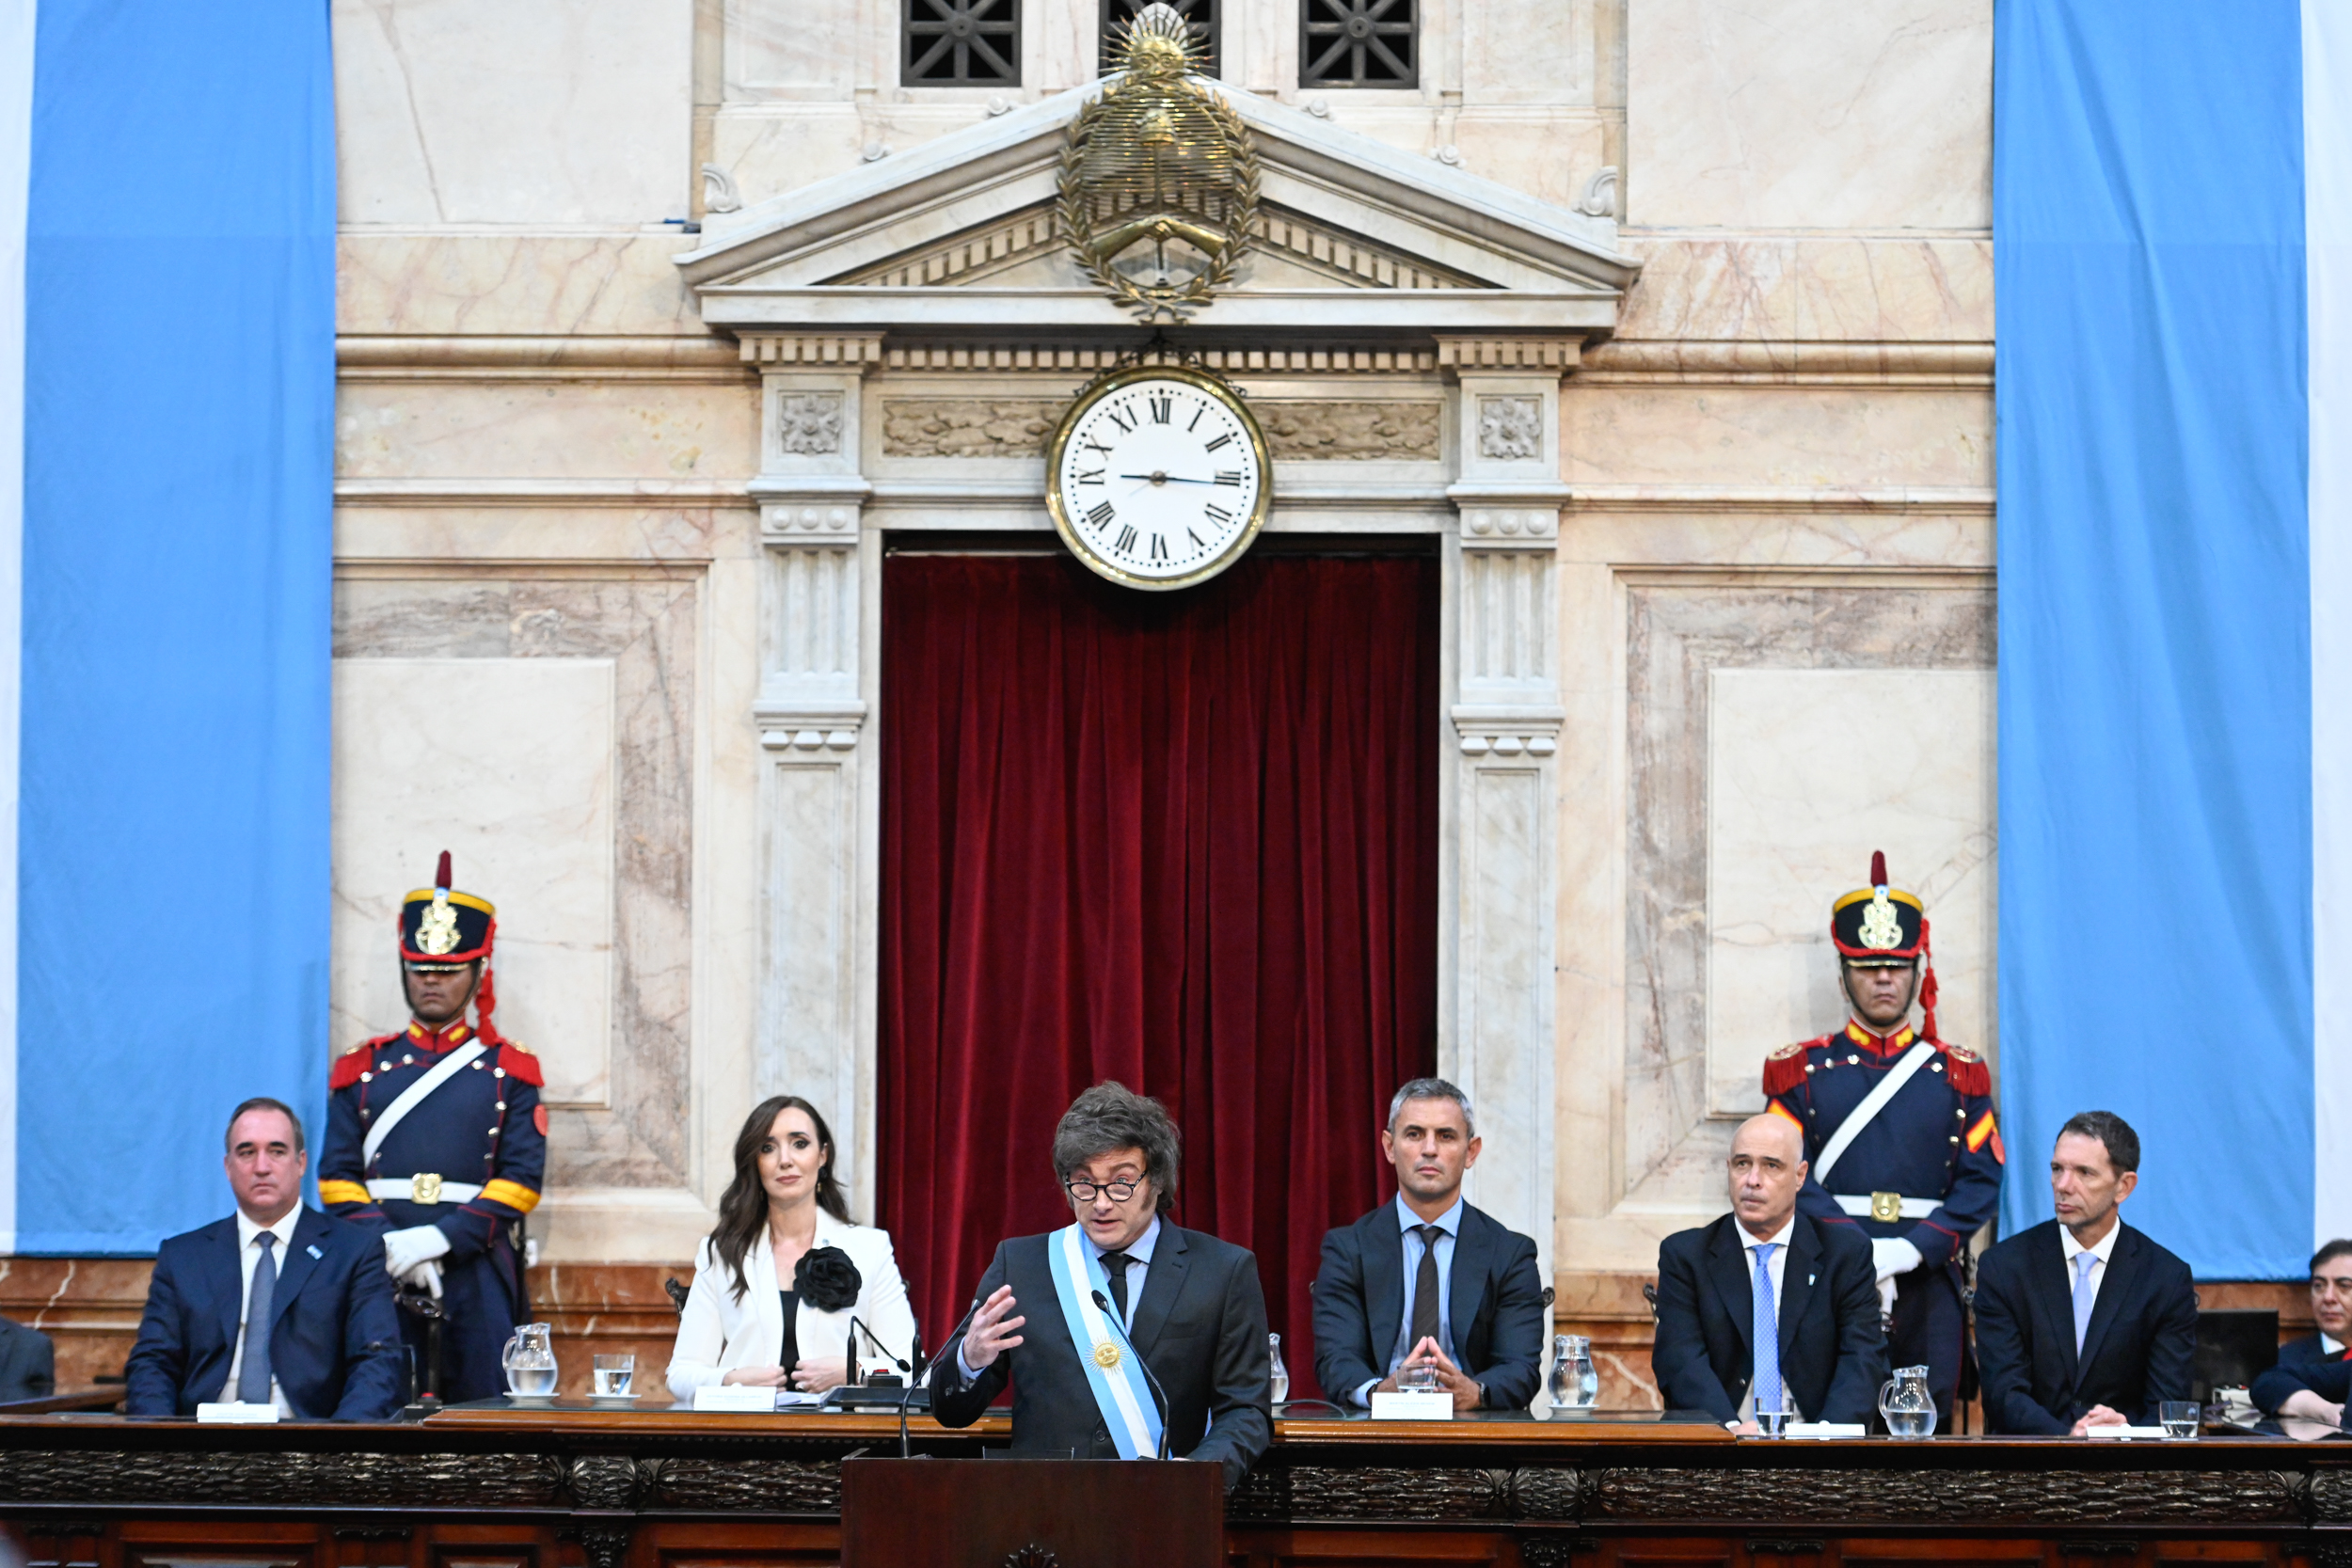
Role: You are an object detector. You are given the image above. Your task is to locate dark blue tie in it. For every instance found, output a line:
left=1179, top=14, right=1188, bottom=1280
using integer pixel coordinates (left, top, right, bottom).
left=236, top=1233, right=277, bottom=1405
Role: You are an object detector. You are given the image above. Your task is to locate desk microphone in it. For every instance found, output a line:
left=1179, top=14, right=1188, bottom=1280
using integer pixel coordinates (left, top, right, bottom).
left=850, top=1314, right=913, bottom=1377
left=1090, top=1289, right=1172, bottom=1461
left=907, top=1295, right=985, bottom=1459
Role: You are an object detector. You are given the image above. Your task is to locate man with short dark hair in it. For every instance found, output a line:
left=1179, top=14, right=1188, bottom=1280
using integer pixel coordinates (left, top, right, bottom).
left=125, top=1100, right=403, bottom=1420
left=929, top=1081, right=1271, bottom=1489
left=1972, top=1111, right=2197, bottom=1434
left=1311, top=1077, right=1547, bottom=1411
left=2248, top=1241, right=2352, bottom=1422
left=1650, top=1114, right=1886, bottom=1428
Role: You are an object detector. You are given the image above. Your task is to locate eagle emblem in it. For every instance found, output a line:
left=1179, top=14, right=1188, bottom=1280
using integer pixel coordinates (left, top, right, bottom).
left=1059, top=3, right=1259, bottom=322
left=416, top=890, right=462, bottom=956
left=1857, top=889, right=1903, bottom=950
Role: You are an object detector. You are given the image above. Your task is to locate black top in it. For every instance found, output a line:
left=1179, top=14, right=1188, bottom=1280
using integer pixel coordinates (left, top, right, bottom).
left=779, top=1291, right=800, bottom=1386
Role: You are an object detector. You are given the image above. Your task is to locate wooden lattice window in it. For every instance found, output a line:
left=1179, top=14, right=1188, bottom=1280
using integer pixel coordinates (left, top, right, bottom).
left=1300, top=0, right=1416, bottom=87
left=904, top=0, right=1020, bottom=86
left=1100, top=0, right=1218, bottom=76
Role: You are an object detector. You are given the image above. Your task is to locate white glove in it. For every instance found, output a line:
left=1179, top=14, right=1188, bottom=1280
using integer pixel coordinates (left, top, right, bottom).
left=1878, top=1276, right=1899, bottom=1320
left=384, top=1224, right=452, bottom=1280
left=1871, top=1236, right=1925, bottom=1283
left=400, top=1259, right=444, bottom=1299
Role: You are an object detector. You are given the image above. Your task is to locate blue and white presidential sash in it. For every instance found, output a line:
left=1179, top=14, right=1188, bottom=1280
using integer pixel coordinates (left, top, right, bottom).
left=1048, top=1225, right=1163, bottom=1460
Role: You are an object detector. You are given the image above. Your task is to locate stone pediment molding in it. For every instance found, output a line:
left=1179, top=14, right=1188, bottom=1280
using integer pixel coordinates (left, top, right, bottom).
left=676, top=79, right=1638, bottom=341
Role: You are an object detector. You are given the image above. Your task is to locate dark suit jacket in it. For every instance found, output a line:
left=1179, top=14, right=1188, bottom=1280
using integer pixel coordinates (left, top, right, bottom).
left=125, top=1209, right=404, bottom=1420
left=1973, top=1219, right=2198, bottom=1433
left=928, top=1222, right=1272, bottom=1490
left=1649, top=1212, right=1886, bottom=1425
left=1312, top=1198, right=1547, bottom=1409
left=2251, top=1339, right=2352, bottom=1415
left=0, top=1315, right=55, bottom=1403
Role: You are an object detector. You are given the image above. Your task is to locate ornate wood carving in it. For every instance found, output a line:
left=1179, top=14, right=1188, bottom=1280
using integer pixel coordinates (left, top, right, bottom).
left=645, top=1454, right=844, bottom=1513
left=1583, top=1466, right=2308, bottom=1527
left=0, top=1449, right=565, bottom=1508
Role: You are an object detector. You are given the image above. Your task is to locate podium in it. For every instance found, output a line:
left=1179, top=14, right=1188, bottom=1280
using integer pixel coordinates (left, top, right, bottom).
left=840, top=1456, right=1222, bottom=1567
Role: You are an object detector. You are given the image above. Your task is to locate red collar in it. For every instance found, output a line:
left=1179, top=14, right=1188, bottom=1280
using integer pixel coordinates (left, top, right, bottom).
left=1842, top=1020, right=1918, bottom=1057
left=405, top=1020, right=473, bottom=1053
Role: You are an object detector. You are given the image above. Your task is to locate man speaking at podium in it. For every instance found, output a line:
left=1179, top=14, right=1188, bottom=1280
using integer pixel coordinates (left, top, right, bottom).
left=928, top=1082, right=1272, bottom=1489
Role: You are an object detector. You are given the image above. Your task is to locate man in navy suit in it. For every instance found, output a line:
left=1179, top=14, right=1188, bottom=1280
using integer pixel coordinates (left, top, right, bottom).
left=2244, top=1241, right=2352, bottom=1421
left=930, top=1082, right=1270, bottom=1490
left=125, top=1099, right=403, bottom=1420
left=1972, top=1111, right=2197, bottom=1434
left=1312, top=1077, right=1547, bottom=1412
left=1650, top=1113, right=1887, bottom=1428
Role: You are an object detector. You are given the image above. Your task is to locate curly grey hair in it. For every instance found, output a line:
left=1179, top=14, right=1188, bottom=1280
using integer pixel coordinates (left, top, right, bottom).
left=1052, top=1081, right=1181, bottom=1212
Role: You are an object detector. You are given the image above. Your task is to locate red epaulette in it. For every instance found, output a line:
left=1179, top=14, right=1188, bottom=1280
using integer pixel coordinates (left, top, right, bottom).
left=1762, top=1037, right=1820, bottom=1099
left=496, top=1039, right=545, bottom=1087
left=329, top=1034, right=401, bottom=1091
left=1938, top=1041, right=1992, bottom=1096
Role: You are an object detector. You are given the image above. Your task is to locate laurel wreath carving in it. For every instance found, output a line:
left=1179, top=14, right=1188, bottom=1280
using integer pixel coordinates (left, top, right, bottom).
left=1057, top=81, right=1260, bottom=324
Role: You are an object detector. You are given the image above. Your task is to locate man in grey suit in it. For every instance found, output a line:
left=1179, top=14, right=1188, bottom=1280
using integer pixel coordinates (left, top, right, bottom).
left=1311, top=1077, right=1547, bottom=1411
left=929, top=1082, right=1271, bottom=1490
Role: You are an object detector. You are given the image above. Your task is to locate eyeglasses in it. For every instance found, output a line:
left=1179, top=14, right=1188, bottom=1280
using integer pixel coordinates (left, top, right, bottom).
left=1065, top=1178, right=1142, bottom=1204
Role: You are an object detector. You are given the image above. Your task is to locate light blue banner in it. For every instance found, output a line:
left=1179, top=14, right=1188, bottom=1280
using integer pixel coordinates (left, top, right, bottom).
left=1995, top=0, right=2312, bottom=1276
left=15, top=0, right=334, bottom=1252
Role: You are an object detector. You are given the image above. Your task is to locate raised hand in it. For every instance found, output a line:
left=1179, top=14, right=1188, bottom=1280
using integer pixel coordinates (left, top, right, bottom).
left=962, top=1284, right=1025, bottom=1372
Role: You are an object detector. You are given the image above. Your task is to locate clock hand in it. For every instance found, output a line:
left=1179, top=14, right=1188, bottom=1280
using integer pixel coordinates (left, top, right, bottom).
left=1116, top=473, right=1217, bottom=485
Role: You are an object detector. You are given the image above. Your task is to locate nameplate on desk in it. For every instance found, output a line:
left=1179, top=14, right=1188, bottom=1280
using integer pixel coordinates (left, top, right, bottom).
left=1370, top=1389, right=1453, bottom=1421
left=2084, top=1425, right=2171, bottom=1439
left=1786, top=1422, right=1867, bottom=1439
left=693, top=1386, right=782, bottom=1412
left=195, top=1402, right=279, bottom=1424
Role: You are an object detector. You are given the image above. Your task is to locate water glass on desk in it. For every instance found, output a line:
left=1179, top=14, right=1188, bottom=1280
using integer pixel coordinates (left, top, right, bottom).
left=2160, top=1401, right=2201, bottom=1439
left=1395, top=1359, right=1438, bottom=1392
left=594, top=1354, right=636, bottom=1399
left=1754, top=1388, right=1795, bottom=1438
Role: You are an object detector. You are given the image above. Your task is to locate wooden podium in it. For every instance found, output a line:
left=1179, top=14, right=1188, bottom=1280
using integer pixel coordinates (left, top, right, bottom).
left=840, top=1455, right=1223, bottom=1567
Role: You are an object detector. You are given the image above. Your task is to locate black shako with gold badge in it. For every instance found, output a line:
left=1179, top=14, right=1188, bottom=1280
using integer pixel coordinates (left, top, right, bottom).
left=319, top=853, right=546, bottom=1403
left=1760, top=851, right=2002, bottom=1429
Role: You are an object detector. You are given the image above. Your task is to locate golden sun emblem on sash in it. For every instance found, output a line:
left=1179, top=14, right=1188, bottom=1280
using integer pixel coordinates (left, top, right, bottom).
left=1093, top=1340, right=1123, bottom=1370
left=417, top=891, right=462, bottom=956
left=1857, top=890, right=1903, bottom=950
left=1059, top=3, right=1259, bottom=323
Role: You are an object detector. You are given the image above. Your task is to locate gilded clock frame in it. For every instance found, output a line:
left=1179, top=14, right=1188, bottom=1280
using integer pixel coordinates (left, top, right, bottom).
left=1043, top=362, right=1274, bottom=592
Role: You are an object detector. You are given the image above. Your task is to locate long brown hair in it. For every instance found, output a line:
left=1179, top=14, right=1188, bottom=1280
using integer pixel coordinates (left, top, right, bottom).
left=709, top=1095, right=851, bottom=1303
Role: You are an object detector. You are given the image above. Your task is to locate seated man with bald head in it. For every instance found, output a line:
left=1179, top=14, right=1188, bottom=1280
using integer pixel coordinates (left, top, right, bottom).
left=1650, top=1114, right=1887, bottom=1430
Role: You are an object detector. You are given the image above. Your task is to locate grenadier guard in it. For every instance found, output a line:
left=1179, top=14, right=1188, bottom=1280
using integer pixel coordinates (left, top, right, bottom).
left=1761, top=851, right=2002, bottom=1427
left=318, top=853, right=546, bottom=1404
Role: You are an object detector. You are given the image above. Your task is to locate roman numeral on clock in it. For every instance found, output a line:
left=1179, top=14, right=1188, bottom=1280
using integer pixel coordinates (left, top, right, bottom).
left=1149, top=395, right=1173, bottom=423
left=1077, top=467, right=1104, bottom=485
left=1115, top=524, right=1138, bottom=553
left=1087, top=501, right=1116, bottom=530
left=1149, top=533, right=1168, bottom=561
left=1203, top=433, right=1232, bottom=451
left=1204, top=503, right=1234, bottom=525
left=1105, top=406, right=1136, bottom=435
left=1214, top=470, right=1243, bottom=486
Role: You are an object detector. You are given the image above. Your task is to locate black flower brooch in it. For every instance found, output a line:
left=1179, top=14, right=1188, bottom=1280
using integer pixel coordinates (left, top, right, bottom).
left=794, top=1245, right=863, bottom=1313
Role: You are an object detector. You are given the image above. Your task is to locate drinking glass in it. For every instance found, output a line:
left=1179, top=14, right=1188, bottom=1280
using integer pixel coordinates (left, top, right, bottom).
left=1395, top=1359, right=1438, bottom=1392
left=1267, top=1333, right=1290, bottom=1405
left=1754, top=1388, right=1795, bottom=1438
left=2160, top=1400, right=2201, bottom=1439
left=1548, top=1335, right=1599, bottom=1410
left=593, top=1354, right=636, bottom=1399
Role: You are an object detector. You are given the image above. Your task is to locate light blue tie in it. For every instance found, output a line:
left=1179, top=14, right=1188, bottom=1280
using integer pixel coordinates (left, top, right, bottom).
left=2072, top=1251, right=2099, bottom=1354
left=1751, top=1243, right=1783, bottom=1418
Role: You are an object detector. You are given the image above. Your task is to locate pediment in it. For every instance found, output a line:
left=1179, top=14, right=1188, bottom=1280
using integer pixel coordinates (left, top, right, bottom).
left=677, top=80, right=1639, bottom=340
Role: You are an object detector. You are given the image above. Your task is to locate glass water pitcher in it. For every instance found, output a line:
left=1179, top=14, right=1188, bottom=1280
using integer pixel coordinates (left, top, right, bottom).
left=501, top=1322, right=559, bottom=1398
left=1548, top=1334, right=1598, bottom=1409
left=1878, top=1363, right=1937, bottom=1438
left=1268, top=1332, right=1290, bottom=1405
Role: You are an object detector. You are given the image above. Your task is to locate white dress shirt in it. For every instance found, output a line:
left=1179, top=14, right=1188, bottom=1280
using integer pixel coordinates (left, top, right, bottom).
left=221, top=1208, right=301, bottom=1415
left=2059, top=1219, right=2122, bottom=1319
left=1736, top=1214, right=1797, bottom=1423
left=2324, top=1333, right=2344, bottom=1356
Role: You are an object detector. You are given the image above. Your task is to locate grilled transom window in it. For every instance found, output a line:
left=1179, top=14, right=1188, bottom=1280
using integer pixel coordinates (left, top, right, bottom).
left=904, top=0, right=1020, bottom=86
left=1100, top=0, right=1218, bottom=77
left=1299, top=0, right=1416, bottom=87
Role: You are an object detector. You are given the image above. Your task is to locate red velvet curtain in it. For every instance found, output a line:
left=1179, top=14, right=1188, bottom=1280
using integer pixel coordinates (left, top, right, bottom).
left=877, top=551, right=1438, bottom=1400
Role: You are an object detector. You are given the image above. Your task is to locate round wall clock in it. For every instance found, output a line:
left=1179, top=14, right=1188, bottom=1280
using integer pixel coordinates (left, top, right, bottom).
left=1044, top=363, right=1271, bottom=591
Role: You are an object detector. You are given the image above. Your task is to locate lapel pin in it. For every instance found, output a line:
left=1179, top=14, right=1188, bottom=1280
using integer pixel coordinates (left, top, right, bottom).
left=1808, top=1274, right=1816, bottom=1286
left=307, top=1244, right=324, bottom=1259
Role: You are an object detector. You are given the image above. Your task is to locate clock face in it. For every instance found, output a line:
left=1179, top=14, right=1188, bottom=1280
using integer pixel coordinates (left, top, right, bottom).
left=1046, top=366, right=1270, bottom=590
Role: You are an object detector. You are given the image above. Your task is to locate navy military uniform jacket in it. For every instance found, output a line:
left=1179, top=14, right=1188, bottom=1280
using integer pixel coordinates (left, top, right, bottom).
left=319, top=1019, right=546, bottom=1402
left=1764, top=1021, right=2001, bottom=1269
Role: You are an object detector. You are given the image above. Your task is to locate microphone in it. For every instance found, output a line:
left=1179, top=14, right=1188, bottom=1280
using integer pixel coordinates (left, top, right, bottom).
left=1090, top=1289, right=1172, bottom=1461
left=849, top=1314, right=913, bottom=1378
left=907, top=1295, right=985, bottom=1459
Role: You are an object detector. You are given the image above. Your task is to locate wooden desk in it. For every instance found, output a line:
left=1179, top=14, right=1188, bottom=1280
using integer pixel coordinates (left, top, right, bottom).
left=2, top=1405, right=2345, bottom=1568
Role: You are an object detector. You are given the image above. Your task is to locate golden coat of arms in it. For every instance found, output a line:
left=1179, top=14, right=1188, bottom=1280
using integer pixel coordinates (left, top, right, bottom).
left=1059, top=4, right=1259, bottom=322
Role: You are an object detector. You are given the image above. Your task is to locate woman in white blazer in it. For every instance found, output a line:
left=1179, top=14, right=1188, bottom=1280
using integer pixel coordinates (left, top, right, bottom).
left=667, top=1095, right=918, bottom=1400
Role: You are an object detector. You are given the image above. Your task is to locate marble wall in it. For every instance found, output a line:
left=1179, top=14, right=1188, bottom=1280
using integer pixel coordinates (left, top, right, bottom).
left=298, top=0, right=2003, bottom=1309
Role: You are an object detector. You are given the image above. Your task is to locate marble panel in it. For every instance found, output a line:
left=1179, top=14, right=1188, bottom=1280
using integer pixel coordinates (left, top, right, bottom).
left=337, top=383, right=757, bottom=482
left=335, top=574, right=698, bottom=1192
left=333, top=657, right=619, bottom=1106
left=337, top=235, right=706, bottom=338
left=333, top=505, right=754, bottom=569
left=728, top=0, right=861, bottom=92
left=1705, top=667, right=1994, bottom=1117
left=334, top=0, right=694, bottom=227
left=1561, top=386, right=1992, bottom=490
left=1625, top=0, right=1992, bottom=230
left=1613, top=237, right=1993, bottom=345
left=1623, top=583, right=1994, bottom=1213
left=1459, top=0, right=1593, bottom=106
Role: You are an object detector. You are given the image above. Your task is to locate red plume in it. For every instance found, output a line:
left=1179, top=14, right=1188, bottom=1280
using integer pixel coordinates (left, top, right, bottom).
left=1869, top=849, right=1887, bottom=887
left=436, top=850, right=453, bottom=891
left=1918, top=918, right=1940, bottom=1041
